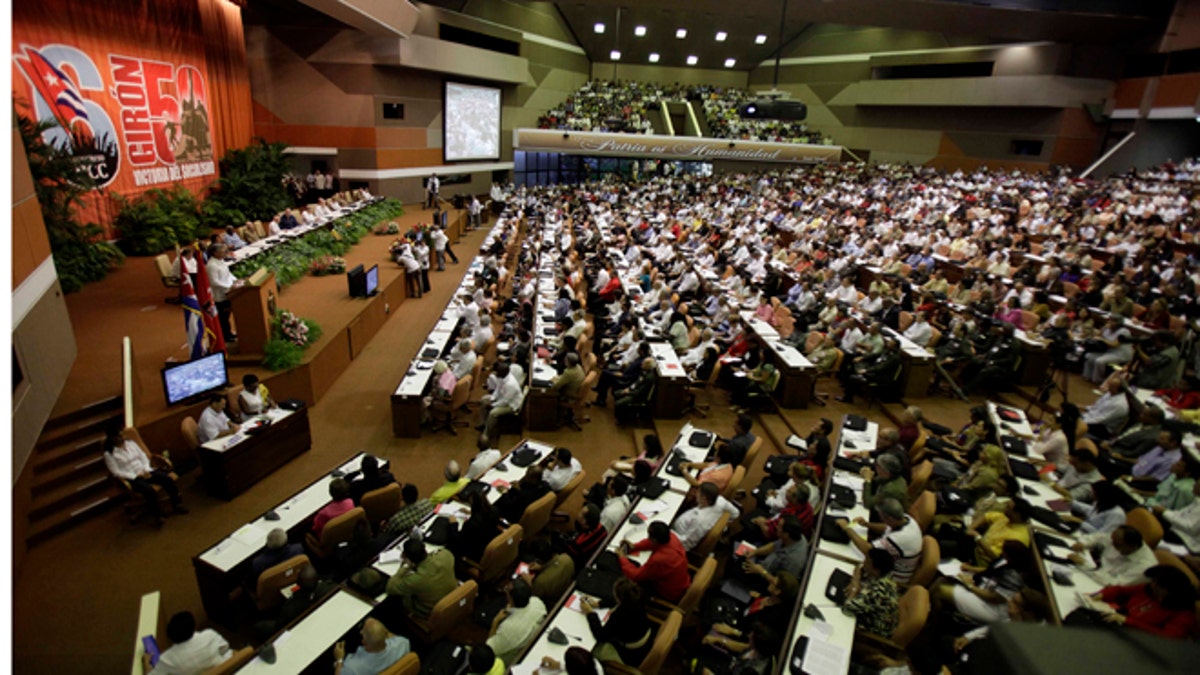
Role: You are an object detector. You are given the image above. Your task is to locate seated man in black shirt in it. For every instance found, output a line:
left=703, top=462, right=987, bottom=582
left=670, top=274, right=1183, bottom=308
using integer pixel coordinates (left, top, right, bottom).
left=555, top=503, right=607, bottom=568
left=726, top=414, right=757, bottom=467
left=349, top=455, right=396, bottom=505
left=250, top=528, right=304, bottom=578
left=837, top=338, right=902, bottom=404
left=495, top=466, right=553, bottom=524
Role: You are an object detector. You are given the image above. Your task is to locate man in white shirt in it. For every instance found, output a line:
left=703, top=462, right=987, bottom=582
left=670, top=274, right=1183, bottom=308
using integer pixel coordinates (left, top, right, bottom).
left=468, top=195, right=483, bottom=230
left=829, top=276, right=859, bottom=306
left=425, top=174, right=439, bottom=209
left=146, top=611, right=230, bottom=675
left=486, top=579, right=547, bottom=666
left=598, top=475, right=632, bottom=534
left=836, top=498, right=923, bottom=584
left=1069, top=525, right=1157, bottom=587
left=672, top=482, right=740, bottom=551
left=104, top=428, right=186, bottom=524
left=197, top=394, right=239, bottom=445
left=205, top=244, right=242, bottom=341
left=1082, top=377, right=1130, bottom=437
left=903, top=311, right=934, bottom=347
left=477, top=362, right=524, bottom=442
left=449, top=339, right=476, bottom=381
left=544, top=447, right=582, bottom=492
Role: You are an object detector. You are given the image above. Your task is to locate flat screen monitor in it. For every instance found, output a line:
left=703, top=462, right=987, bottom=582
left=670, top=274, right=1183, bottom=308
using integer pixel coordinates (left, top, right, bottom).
left=161, top=352, right=230, bottom=406
left=444, top=81, right=501, bottom=162
left=347, top=264, right=366, bottom=298
left=365, top=265, right=379, bottom=296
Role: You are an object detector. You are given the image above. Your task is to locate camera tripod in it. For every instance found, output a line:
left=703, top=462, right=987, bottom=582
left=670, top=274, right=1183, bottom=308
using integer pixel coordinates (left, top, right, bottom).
left=1026, top=362, right=1070, bottom=421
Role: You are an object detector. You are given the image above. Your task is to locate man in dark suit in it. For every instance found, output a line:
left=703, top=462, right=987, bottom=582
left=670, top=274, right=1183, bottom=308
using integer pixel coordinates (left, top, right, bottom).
left=838, top=338, right=902, bottom=404
left=349, top=455, right=396, bottom=504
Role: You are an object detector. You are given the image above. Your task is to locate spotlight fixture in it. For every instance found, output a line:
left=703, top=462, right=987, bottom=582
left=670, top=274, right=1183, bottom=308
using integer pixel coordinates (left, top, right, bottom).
left=715, top=31, right=727, bottom=42
left=686, top=55, right=698, bottom=65
left=676, top=28, right=687, bottom=39
left=648, top=53, right=660, bottom=63
left=755, top=34, right=768, bottom=44
left=594, top=22, right=606, bottom=34
left=724, top=58, right=737, bottom=68
left=611, top=50, right=621, bottom=60
left=634, top=25, right=647, bottom=37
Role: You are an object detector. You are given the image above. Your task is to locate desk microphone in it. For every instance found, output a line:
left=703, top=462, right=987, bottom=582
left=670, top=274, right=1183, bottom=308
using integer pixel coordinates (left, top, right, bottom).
left=330, top=470, right=345, bottom=478
left=263, top=510, right=280, bottom=521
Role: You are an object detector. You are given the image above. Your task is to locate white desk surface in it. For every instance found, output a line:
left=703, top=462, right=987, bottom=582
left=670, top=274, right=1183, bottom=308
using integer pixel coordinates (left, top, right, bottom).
left=237, top=590, right=375, bottom=674
left=988, top=401, right=1035, bottom=439
left=132, top=591, right=159, bottom=675
left=649, top=342, right=687, bottom=379
left=818, top=471, right=869, bottom=562
left=227, top=203, right=366, bottom=264
left=606, top=489, right=688, bottom=558
left=740, top=311, right=781, bottom=340
left=882, top=327, right=933, bottom=359
left=661, top=423, right=717, bottom=494
left=477, top=440, right=557, bottom=504
left=787, top=552, right=858, bottom=675
left=1016, top=476, right=1061, bottom=510
left=836, top=421, right=879, bottom=458
left=198, top=453, right=365, bottom=573
left=766, top=339, right=813, bottom=370
left=1035, top=528, right=1105, bottom=621
left=200, top=408, right=295, bottom=454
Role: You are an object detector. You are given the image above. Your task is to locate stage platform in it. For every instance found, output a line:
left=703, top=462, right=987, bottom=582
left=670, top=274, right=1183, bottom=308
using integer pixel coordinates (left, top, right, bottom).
left=51, top=203, right=476, bottom=464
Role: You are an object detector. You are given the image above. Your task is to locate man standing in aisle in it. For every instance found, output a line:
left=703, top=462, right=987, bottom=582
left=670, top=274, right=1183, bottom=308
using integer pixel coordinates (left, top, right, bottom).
left=426, top=173, right=440, bottom=210
left=469, top=195, right=483, bottom=230
left=205, top=244, right=241, bottom=342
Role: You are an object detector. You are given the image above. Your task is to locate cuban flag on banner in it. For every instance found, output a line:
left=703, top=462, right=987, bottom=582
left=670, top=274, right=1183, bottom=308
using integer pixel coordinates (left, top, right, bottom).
left=14, top=45, right=92, bottom=137
left=180, top=249, right=225, bottom=357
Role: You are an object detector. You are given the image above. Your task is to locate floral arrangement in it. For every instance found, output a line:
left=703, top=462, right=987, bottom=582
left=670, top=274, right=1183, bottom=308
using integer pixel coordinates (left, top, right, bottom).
left=263, top=309, right=323, bottom=370
left=310, top=255, right=346, bottom=276
left=374, top=221, right=400, bottom=235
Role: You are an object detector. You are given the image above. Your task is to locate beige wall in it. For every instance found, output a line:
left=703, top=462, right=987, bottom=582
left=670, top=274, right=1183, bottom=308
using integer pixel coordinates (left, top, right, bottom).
left=12, top=125, right=79, bottom=572
left=592, top=63, right=749, bottom=89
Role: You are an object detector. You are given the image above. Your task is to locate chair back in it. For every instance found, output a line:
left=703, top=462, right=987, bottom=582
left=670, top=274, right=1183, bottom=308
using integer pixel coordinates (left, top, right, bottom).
left=804, top=331, right=825, bottom=354
left=1125, top=508, right=1164, bottom=548
left=180, top=417, right=201, bottom=451
left=379, top=652, right=420, bottom=675
left=255, top=554, right=310, bottom=612
left=201, top=647, right=255, bottom=675
left=449, top=374, right=473, bottom=411
left=315, top=507, right=367, bottom=554
left=476, top=524, right=523, bottom=584
left=909, top=427, right=930, bottom=465
left=741, top=436, right=764, bottom=470
left=908, top=536, right=940, bottom=588
left=676, top=557, right=717, bottom=617
left=898, top=311, right=914, bottom=332
left=927, top=326, right=942, bottom=350
left=721, top=466, right=747, bottom=501
left=518, top=491, right=557, bottom=540
left=892, top=585, right=930, bottom=648
left=638, top=609, right=683, bottom=675
left=907, top=462, right=933, bottom=503
left=421, top=580, right=479, bottom=642
left=583, top=352, right=598, bottom=375
left=155, top=254, right=178, bottom=285
left=908, top=489, right=936, bottom=533
left=1020, top=310, right=1040, bottom=332
left=690, top=513, right=730, bottom=561
left=1153, top=549, right=1200, bottom=589
left=555, top=470, right=587, bottom=508
left=361, top=483, right=403, bottom=528
left=1061, top=281, right=1080, bottom=299
left=687, top=326, right=701, bottom=349
left=469, top=356, right=484, bottom=395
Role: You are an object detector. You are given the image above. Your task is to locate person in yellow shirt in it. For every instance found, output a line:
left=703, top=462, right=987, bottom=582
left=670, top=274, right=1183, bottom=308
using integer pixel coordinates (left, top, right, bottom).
left=429, top=460, right=468, bottom=504
left=966, top=498, right=1033, bottom=566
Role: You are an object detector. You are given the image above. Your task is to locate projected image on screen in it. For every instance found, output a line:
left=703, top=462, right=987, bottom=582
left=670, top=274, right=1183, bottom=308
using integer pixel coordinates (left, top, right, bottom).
left=444, top=82, right=501, bottom=162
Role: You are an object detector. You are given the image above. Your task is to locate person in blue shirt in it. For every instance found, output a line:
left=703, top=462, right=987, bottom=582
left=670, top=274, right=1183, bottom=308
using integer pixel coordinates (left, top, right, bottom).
left=222, top=226, right=246, bottom=250
left=333, top=618, right=410, bottom=675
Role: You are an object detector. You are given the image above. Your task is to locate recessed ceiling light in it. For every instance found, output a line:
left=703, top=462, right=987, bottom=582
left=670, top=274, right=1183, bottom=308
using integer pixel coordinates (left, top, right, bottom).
left=648, top=53, right=660, bottom=63
left=687, top=55, right=698, bottom=65
left=594, top=22, right=606, bottom=34
left=634, top=25, right=647, bottom=37
left=724, top=58, right=737, bottom=68
left=676, top=28, right=687, bottom=39
left=610, top=50, right=621, bottom=60
left=755, top=34, right=768, bottom=44
left=715, top=31, right=728, bottom=42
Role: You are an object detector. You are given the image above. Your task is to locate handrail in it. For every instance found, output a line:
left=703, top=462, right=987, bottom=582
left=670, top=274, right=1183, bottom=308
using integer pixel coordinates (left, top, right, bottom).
left=660, top=100, right=675, bottom=136
left=1081, top=131, right=1135, bottom=178
left=122, top=336, right=134, bottom=428
left=685, top=100, right=702, bottom=138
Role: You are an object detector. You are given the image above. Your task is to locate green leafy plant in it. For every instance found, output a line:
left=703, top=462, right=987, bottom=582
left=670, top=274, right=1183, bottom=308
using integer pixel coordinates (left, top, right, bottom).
left=207, top=139, right=294, bottom=223
left=230, top=199, right=404, bottom=286
left=16, top=114, right=124, bottom=293
left=112, top=185, right=209, bottom=255
left=262, top=309, right=323, bottom=371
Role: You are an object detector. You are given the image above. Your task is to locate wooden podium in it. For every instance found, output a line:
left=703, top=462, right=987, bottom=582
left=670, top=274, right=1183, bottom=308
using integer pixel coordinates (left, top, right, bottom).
left=228, top=270, right=277, bottom=356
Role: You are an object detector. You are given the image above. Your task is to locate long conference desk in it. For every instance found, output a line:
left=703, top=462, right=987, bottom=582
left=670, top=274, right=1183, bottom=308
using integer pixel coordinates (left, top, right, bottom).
left=198, top=406, right=312, bottom=500
left=193, top=452, right=367, bottom=625
left=509, top=422, right=716, bottom=673
left=390, top=216, right=513, bottom=437
left=227, top=197, right=379, bottom=266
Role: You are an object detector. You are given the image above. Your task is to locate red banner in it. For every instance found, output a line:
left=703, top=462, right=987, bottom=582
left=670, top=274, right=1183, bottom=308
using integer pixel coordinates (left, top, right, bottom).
left=12, top=0, right=248, bottom=218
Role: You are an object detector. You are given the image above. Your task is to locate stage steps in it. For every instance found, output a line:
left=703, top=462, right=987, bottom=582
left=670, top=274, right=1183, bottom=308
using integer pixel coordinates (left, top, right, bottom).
left=26, top=396, right=127, bottom=547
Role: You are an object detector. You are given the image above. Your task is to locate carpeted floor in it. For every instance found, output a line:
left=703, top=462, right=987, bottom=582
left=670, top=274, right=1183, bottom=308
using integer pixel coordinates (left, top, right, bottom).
left=13, top=205, right=1099, bottom=674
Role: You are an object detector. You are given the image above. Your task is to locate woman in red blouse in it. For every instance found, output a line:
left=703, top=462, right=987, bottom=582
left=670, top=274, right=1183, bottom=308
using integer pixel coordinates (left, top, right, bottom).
left=1096, top=565, right=1197, bottom=639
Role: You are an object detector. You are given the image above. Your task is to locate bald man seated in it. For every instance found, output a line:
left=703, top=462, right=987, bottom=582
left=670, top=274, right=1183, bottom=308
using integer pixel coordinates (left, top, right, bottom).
left=333, top=618, right=411, bottom=675
left=429, top=460, right=468, bottom=504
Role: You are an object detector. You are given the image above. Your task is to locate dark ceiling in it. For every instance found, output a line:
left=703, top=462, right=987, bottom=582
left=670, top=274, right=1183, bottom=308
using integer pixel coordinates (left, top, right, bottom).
left=424, top=0, right=1173, bottom=70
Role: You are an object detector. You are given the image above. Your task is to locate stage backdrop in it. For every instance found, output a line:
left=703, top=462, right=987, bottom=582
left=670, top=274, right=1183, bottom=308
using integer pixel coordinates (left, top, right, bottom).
left=12, top=0, right=253, bottom=235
